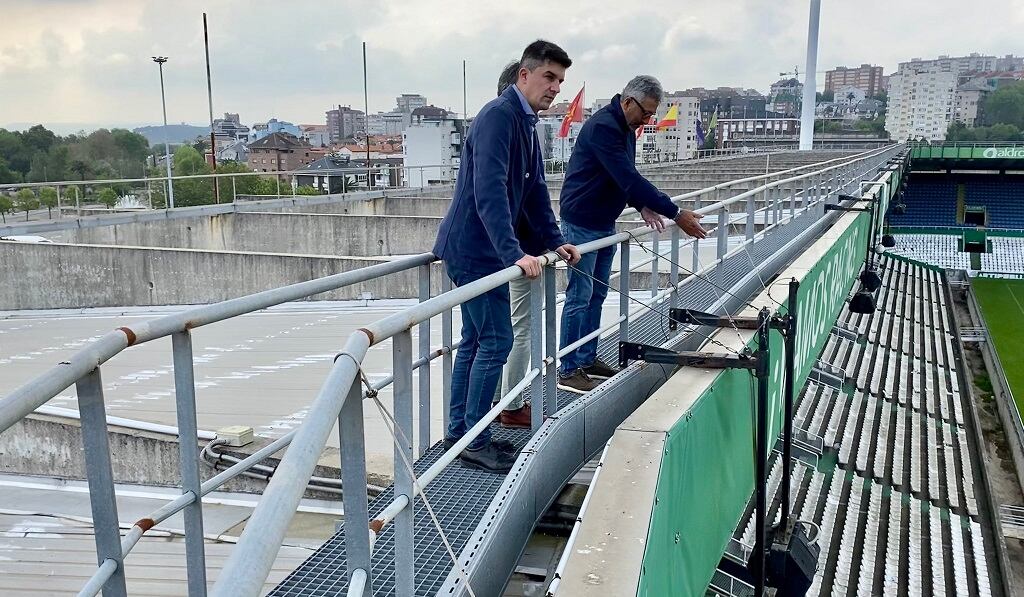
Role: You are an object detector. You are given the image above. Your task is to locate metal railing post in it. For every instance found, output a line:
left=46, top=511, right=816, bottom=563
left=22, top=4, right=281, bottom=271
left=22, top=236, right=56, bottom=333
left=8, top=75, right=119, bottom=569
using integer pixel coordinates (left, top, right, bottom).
left=76, top=368, right=128, bottom=597
left=340, top=380, right=372, bottom=597
left=746, top=189, right=758, bottom=242
left=774, top=184, right=783, bottom=226
left=618, top=239, right=630, bottom=343
left=529, top=274, right=544, bottom=431
left=441, top=275, right=453, bottom=432
left=544, top=265, right=557, bottom=417
left=417, top=264, right=431, bottom=456
left=392, top=329, right=415, bottom=596
left=716, top=205, right=728, bottom=260
left=650, top=229, right=660, bottom=298
left=171, top=331, right=208, bottom=596
left=669, top=227, right=680, bottom=308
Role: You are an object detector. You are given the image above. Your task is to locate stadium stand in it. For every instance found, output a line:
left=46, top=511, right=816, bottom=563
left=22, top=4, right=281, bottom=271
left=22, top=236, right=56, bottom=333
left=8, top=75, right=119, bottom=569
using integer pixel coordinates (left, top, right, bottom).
left=890, top=234, right=1024, bottom=275
left=710, top=255, right=997, bottom=596
left=888, top=174, right=1024, bottom=230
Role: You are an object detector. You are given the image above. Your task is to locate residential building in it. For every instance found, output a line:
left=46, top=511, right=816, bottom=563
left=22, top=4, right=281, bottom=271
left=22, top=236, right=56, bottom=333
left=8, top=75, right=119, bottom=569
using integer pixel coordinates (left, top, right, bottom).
left=651, top=93, right=700, bottom=161
left=954, top=80, right=993, bottom=127
left=326, top=106, right=366, bottom=143
left=824, top=64, right=885, bottom=97
left=366, top=111, right=406, bottom=136
left=250, top=119, right=300, bottom=141
left=402, top=109, right=465, bottom=187
left=292, top=155, right=352, bottom=193
left=885, top=65, right=957, bottom=141
left=299, top=124, right=331, bottom=147
left=217, top=139, right=249, bottom=163
left=717, top=117, right=799, bottom=148
left=835, top=86, right=867, bottom=106
left=211, top=113, right=250, bottom=149
left=769, top=78, right=803, bottom=116
left=396, top=94, right=428, bottom=114
left=246, top=132, right=315, bottom=177
left=898, top=53, right=1024, bottom=77
left=682, top=87, right=768, bottom=120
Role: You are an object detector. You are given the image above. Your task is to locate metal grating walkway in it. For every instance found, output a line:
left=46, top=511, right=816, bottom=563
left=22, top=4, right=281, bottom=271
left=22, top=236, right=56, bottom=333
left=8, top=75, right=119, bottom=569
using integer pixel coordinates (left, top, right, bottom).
left=271, top=205, right=825, bottom=596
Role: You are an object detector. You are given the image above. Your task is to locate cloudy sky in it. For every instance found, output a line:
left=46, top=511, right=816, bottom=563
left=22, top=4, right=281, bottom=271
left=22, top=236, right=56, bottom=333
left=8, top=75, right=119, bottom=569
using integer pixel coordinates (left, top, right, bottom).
left=2, top=0, right=1023, bottom=133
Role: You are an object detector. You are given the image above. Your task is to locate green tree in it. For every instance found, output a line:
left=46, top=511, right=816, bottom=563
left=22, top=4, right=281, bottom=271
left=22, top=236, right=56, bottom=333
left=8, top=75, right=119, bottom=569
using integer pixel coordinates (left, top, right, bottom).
left=14, top=188, right=39, bottom=220
left=173, top=145, right=211, bottom=176
left=0, top=157, right=20, bottom=184
left=69, top=159, right=92, bottom=181
left=0, top=194, right=12, bottom=223
left=38, top=186, right=58, bottom=218
left=96, top=187, right=119, bottom=209
left=981, top=82, right=1024, bottom=128
left=816, top=90, right=835, bottom=102
left=294, top=185, right=320, bottom=196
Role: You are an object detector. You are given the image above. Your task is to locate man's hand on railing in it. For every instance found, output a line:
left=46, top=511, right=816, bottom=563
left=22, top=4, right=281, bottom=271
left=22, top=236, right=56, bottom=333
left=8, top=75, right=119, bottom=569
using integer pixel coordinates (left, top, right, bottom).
left=516, top=254, right=543, bottom=278
left=555, top=243, right=582, bottom=266
left=640, top=207, right=667, bottom=233
left=674, top=209, right=708, bottom=239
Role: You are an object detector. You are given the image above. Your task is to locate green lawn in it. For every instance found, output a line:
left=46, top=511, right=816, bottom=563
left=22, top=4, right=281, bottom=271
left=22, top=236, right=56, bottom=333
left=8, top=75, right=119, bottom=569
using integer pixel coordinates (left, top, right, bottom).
left=972, top=277, right=1024, bottom=419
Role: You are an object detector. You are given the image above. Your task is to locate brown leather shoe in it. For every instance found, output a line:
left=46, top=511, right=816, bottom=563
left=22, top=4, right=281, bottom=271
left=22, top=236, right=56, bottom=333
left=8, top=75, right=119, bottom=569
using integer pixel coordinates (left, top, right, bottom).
left=500, top=404, right=536, bottom=428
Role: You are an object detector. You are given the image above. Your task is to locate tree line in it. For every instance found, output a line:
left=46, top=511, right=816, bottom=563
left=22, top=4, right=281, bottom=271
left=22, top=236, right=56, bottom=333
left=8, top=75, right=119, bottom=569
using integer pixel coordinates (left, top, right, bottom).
left=947, top=82, right=1024, bottom=142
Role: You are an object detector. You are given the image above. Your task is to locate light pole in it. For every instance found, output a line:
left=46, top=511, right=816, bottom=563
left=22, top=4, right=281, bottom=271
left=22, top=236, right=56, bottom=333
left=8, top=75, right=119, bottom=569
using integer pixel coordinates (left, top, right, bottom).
left=153, top=56, right=175, bottom=208
left=799, top=0, right=821, bottom=150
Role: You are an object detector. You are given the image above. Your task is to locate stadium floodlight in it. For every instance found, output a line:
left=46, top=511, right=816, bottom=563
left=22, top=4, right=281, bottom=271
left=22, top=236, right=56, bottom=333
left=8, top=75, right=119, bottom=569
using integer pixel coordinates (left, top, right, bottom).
left=860, top=268, right=883, bottom=292
left=849, top=289, right=876, bottom=314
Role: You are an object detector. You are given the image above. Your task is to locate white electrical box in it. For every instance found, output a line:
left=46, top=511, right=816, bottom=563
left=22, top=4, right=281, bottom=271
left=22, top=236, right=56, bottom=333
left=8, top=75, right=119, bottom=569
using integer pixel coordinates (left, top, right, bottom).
left=216, top=425, right=254, bottom=447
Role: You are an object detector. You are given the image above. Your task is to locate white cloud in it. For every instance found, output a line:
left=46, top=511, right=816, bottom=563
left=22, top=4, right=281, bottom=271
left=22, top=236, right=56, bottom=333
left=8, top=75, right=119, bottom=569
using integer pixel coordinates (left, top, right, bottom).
left=2, top=0, right=1024, bottom=130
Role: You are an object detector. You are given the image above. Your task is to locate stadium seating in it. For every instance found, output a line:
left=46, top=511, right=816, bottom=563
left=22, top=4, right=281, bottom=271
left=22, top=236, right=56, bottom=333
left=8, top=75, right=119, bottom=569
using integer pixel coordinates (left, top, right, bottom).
left=891, top=234, right=1024, bottom=275
left=716, top=256, right=994, bottom=597
left=888, top=174, right=1024, bottom=230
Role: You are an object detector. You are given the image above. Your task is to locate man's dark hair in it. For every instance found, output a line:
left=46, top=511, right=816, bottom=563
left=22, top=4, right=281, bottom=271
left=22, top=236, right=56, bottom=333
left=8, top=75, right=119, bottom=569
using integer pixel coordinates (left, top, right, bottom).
left=520, top=39, right=572, bottom=71
left=497, top=60, right=519, bottom=95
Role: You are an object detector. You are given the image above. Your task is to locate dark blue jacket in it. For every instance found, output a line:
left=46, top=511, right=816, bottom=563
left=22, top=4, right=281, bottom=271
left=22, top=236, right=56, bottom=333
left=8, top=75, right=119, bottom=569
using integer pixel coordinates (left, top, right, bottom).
left=559, top=94, right=680, bottom=230
left=433, top=86, right=564, bottom=271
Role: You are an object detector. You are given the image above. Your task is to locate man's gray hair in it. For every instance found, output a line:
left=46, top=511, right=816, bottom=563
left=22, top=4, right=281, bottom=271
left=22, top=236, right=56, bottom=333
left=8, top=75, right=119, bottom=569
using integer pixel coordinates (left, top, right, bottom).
left=622, top=75, right=664, bottom=104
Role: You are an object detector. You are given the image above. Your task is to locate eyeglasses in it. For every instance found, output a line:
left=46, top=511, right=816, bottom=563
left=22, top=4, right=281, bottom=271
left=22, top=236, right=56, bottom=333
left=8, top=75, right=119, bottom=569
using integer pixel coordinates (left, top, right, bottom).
left=629, top=98, right=657, bottom=120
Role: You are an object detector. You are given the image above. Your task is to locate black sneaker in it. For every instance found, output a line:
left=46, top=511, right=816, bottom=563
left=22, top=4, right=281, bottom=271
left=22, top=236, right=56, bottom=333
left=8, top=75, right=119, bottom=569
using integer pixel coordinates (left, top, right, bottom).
left=443, top=437, right=519, bottom=455
left=459, top=443, right=516, bottom=473
left=557, top=369, right=600, bottom=394
left=583, top=359, right=620, bottom=380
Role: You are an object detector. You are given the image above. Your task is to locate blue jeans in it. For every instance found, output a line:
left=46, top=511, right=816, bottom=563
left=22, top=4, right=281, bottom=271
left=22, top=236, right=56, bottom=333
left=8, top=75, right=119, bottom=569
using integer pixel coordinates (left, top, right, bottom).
left=445, top=261, right=513, bottom=449
left=559, top=221, right=617, bottom=374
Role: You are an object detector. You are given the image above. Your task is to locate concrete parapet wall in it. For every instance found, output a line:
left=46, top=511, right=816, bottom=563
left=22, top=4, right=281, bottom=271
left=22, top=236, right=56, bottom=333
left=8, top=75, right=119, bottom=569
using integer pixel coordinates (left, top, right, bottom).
left=0, top=241, right=443, bottom=309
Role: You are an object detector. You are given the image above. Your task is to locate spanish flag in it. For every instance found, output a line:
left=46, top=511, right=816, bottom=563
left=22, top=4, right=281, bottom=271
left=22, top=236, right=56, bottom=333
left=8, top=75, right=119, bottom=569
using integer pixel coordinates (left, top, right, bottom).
left=656, top=105, right=678, bottom=130
left=558, top=85, right=585, bottom=138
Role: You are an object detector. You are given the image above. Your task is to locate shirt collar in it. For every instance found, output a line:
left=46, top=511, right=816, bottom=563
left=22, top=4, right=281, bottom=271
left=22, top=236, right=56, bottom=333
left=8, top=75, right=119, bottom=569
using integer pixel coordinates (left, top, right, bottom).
left=512, top=85, right=539, bottom=124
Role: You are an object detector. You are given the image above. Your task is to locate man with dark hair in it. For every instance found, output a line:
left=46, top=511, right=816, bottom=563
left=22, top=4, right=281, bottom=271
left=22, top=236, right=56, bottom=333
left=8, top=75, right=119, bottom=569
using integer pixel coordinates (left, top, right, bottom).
left=497, top=60, right=519, bottom=95
left=556, top=75, right=707, bottom=394
left=433, top=40, right=579, bottom=473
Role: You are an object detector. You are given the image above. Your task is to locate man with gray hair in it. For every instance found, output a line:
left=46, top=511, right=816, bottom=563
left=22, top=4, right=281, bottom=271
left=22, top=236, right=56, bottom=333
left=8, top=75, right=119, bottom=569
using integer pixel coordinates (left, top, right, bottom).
left=556, top=75, right=707, bottom=394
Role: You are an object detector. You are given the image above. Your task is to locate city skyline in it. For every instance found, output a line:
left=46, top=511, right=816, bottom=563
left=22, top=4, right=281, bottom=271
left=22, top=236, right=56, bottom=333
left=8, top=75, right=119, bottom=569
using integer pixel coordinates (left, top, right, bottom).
left=2, top=0, right=1023, bottom=133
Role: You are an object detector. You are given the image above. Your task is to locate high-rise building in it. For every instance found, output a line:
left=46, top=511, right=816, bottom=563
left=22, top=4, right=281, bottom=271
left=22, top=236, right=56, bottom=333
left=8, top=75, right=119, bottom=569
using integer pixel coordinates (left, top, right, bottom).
left=650, top=94, right=700, bottom=161
left=886, top=66, right=957, bottom=142
left=396, top=94, right=428, bottom=114
left=768, top=78, right=803, bottom=116
left=886, top=53, right=1023, bottom=141
left=402, top=107, right=465, bottom=187
left=211, top=113, right=250, bottom=149
left=825, top=64, right=885, bottom=97
left=326, top=106, right=367, bottom=143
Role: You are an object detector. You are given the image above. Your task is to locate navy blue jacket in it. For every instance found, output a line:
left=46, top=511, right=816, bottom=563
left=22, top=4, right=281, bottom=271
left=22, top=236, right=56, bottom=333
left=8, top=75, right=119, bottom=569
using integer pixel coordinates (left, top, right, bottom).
left=559, top=94, right=680, bottom=230
left=433, top=86, right=564, bottom=270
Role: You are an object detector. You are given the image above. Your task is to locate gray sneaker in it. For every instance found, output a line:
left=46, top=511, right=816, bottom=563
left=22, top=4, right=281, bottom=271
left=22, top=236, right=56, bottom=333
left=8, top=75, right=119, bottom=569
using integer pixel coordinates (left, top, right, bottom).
left=557, top=368, right=600, bottom=394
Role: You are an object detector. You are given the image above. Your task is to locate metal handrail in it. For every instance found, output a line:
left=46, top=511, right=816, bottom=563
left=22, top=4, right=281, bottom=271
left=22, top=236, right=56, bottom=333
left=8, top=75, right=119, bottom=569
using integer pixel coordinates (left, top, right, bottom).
left=213, top=145, right=901, bottom=595
left=0, top=143, right=901, bottom=596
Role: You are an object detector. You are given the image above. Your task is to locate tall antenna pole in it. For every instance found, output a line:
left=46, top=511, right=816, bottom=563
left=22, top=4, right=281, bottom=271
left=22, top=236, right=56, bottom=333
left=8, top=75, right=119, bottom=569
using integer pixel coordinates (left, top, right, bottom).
left=363, top=41, right=371, bottom=187
left=463, top=59, right=468, bottom=120
left=203, top=12, right=220, bottom=202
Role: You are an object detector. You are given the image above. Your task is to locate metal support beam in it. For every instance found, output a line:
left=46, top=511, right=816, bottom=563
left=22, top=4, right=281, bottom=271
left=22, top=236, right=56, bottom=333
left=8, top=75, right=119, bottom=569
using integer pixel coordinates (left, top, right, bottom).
left=417, top=264, right=431, bottom=456
left=76, top=368, right=128, bottom=597
left=651, top=230, right=660, bottom=298
left=441, top=275, right=453, bottom=432
left=529, top=274, right=544, bottom=431
left=171, top=331, right=208, bottom=596
left=669, top=227, right=680, bottom=308
left=392, top=330, right=415, bottom=596
left=340, top=381, right=372, bottom=596
left=544, top=266, right=558, bottom=417
left=618, top=239, right=630, bottom=344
